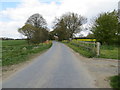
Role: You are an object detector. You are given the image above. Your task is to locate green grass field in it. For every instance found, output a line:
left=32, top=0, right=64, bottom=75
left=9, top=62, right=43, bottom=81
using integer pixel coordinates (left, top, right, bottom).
left=65, top=43, right=95, bottom=58
left=2, top=40, right=27, bottom=46
left=99, top=45, right=119, bottom=59
left=2, top=40, right=52, bottom=66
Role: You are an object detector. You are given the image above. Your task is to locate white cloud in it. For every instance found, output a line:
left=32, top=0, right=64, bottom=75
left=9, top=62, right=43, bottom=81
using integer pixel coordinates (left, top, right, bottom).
left=0, top=0, right=119, bottom=38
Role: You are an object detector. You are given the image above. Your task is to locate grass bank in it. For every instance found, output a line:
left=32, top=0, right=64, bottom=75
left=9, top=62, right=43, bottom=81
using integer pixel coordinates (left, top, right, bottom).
left=99, top=45, right=119, bottom=59
left=2, top=40, right=52, bottom=66
left=64, top=42, right=95, bottom=58
left=63, top=41, right=119, bottom=60
left=110, top=75, right=120, bottom=89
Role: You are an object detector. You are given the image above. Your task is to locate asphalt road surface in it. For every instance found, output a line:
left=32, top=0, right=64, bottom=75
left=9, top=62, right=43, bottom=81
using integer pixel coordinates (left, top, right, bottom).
left=3, top=41, right=96, bottom=88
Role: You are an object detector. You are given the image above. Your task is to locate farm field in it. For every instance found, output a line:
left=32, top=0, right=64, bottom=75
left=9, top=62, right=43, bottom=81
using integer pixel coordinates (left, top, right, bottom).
left=100, top=45, right=119, bottom=59
left=2, top=40, right=27, bottom=46
left=2, top=40, right=52, bottom=66
left=63, top=40, right=119, bottom=60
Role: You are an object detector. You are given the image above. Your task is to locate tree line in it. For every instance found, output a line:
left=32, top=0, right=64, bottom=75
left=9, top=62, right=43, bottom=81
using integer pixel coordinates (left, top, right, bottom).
left=18, top=10, right=119, bottom=45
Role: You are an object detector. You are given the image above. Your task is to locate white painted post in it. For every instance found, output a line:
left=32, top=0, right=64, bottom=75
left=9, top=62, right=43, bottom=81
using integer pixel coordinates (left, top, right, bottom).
left=93, top=42, right=96, bottom=48
left=96, top=42, right=100, bottom=56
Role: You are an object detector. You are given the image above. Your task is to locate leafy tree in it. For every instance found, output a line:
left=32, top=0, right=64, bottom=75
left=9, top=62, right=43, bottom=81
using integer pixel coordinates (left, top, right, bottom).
left=53, top=19, right=69, bottom=41
left=91, top=11, right=118, bottom=45
left=18, top=24, right=34, bottom=44
left=118, top=23, right=120, bottom=45
left=48, top=31, right=55, bottom=40
left=86, top=33, right=95, bottom=38
left=62, top=12, right=87, bottom=38
left=53, top=12, right=87, bottom=40
left=18, top=13, right=48, bottom=44
left=31, top=27, right=48, bottom=44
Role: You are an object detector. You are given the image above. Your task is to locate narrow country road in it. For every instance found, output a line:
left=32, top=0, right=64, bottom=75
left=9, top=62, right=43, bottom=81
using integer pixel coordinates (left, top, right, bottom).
left=3, top=41, right=96, bottom=88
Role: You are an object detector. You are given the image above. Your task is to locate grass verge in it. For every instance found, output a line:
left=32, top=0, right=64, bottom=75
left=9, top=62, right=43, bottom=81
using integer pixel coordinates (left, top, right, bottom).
left=110, top=75, right=120, bottom=89
left=64, top=42, right=95, bottom=58
left=63, top=41, right=119, bottom=60
left=98, top=45, right=119, bottom=60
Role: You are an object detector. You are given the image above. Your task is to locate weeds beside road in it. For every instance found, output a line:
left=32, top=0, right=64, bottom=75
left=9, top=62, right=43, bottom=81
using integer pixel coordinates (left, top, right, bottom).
left=2, top=40, right=52, bottom=66
left=110, top=75, right=120, bottom=89
left=64, top=42, right=95, bottom=58
left=99, top=45, right=119, bottom=60
left=63, top=40, right=119, bottom=60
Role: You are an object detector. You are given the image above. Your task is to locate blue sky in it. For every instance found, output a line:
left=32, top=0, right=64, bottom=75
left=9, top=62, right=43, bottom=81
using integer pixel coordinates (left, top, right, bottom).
left=0, top=2, right=19, bottom=10
left=40, top=0, right=61, bottom=4
left=0, top=2, right=19, bottom=21
left=0, top=0, right=61, bottom=11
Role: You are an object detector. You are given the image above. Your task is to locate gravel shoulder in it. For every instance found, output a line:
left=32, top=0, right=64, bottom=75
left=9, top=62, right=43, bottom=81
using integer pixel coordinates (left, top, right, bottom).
left=68, top=46, right=119, bottom=88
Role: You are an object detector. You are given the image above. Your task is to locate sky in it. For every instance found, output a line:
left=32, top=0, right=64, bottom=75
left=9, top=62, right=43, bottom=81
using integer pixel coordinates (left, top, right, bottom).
left=0, top=0, right=119, bottom=39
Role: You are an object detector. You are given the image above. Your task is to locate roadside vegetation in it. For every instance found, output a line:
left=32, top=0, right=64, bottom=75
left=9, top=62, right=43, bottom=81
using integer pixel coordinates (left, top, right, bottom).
left=110, top=75, right=120, bottom=89
left=63, top=40, right=96, bottom=58
left=99, top=45, right=119, bottom=59
left=63, top=40, right=119, bottom=59
left=2, top=40, right=52, bottom=66
left=63, top=41, right=120, bottom=60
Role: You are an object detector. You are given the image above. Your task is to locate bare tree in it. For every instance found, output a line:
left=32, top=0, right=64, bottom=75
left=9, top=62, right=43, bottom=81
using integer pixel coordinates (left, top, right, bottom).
left=26, top=13, right=47, bottom=28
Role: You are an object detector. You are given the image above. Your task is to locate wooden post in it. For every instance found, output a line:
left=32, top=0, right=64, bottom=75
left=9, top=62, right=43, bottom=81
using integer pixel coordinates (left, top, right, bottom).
left=92, top=42, right=96, bottom=54
left=96, top=42, right=100, bottom=56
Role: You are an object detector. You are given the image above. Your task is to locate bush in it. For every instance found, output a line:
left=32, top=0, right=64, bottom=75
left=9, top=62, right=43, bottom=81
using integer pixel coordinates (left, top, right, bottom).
left=110, top=75, right=120, bottom=89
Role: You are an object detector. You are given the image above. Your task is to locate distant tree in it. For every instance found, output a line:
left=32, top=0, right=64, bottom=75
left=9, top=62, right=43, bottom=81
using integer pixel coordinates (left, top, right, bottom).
left=86, top=33, right=95, bottom=38
left=53, top=12, right=87, bottom=40
left=18, top=13, right=48, bottom=44
left=26, top=13, right=47, bottom=28
left=91, top=11, right=118, bottom=45
left=48, top=31, right=55, bottom=40
left=1, top=37, right=14, bottom=40
left=61, top=12, right=87, bottom=38
left=53, top=19, right=69, bottom=41
left=31, top=27, right=48, bottom=44
left=79, top=34, right=84, bottom=37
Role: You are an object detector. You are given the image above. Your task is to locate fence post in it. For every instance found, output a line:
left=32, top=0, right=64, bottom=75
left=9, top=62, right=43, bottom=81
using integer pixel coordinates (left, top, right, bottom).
left=96, top=42, right=100, bottom=56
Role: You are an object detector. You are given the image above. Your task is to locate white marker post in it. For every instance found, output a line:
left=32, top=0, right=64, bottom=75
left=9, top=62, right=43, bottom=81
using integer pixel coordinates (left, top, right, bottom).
left=96, top=42, right=100, bottom=56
